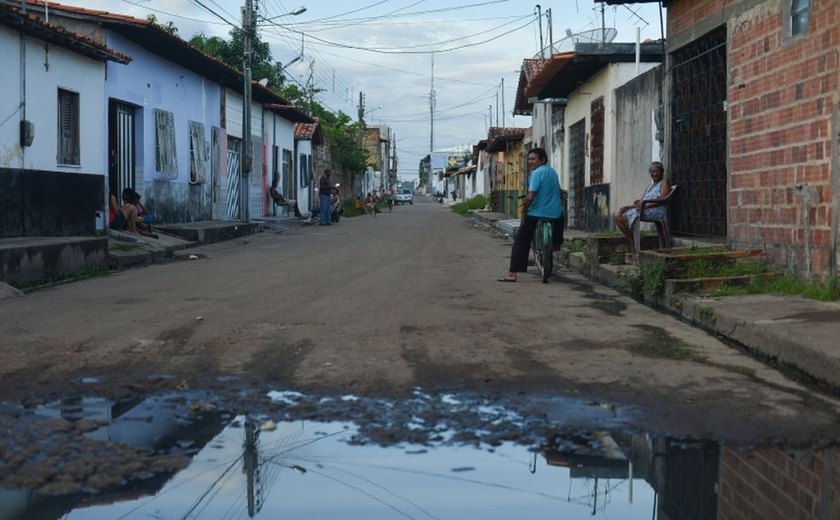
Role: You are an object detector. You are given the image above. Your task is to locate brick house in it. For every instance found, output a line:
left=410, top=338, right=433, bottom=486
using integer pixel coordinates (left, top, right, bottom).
left=607, top=0, right=839, bottom=278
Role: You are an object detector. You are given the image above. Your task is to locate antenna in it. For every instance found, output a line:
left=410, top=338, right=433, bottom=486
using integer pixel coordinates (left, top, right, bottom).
left=543, top=27, right=617, bottom=56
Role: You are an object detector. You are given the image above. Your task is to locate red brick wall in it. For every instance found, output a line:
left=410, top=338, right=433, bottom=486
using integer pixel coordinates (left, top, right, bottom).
left=669, top=0, right=839, bottom=277
left=718, top=446, right=840, bottom=519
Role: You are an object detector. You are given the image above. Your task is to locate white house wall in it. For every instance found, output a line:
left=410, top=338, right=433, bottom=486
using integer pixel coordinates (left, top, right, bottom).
left=261, top=110, right=298, bottom=217
left=0, top=25, right=105, bottom=173
left=105, top=33, right=222, bottom=223
left=562, top=62, right=657, bottom=221
left=295, top=138, right=312, bottom=216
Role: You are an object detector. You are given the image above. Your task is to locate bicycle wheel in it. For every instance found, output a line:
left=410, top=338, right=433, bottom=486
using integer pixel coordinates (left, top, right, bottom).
left=540, top=221, right=553, bottom=283
left=532, top=226, right=544, bottom=279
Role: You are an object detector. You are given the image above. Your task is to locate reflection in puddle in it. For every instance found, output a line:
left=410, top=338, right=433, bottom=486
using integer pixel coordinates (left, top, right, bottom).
left=1, top=391, right=839, bottom=519
left=24, top=418, right=660, bottom=519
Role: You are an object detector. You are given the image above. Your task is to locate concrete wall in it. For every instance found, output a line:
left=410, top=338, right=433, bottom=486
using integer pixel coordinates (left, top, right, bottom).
left=0, top=168, right=104, bottom=238
left=562, top=62, right=657, bottom=230
left=614, top=66, right=665, bottom=223
left=0, top=25, right=106, bottom=174
left=668, top=0, right=840, bottom=277
left=262, top=110, right=299, bottom=216
left=104, top=33, right=222, bottom=224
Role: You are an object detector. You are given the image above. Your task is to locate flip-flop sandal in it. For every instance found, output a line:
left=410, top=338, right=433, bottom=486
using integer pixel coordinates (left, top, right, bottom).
left=496, top=277, right=516, bottom=282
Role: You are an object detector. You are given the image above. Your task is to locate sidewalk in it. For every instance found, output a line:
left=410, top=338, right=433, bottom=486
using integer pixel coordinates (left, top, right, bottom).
left=469, top=210, right=840, bottom=392
left=0, top=215, right=302, bottom=294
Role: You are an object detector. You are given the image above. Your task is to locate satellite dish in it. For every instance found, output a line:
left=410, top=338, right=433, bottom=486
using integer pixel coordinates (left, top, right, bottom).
left=539, top=27, right=618, bottom=56
left=569, top=28, right=618, bottom=44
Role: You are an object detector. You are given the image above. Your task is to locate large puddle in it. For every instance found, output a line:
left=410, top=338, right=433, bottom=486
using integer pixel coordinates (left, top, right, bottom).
left=1, top=390, right=838, bottom=519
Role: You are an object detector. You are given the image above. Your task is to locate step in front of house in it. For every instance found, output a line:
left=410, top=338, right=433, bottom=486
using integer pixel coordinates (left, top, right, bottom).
left=0, top=237, right=109, bottom=286
left=156, top=222, right=261, bottom=245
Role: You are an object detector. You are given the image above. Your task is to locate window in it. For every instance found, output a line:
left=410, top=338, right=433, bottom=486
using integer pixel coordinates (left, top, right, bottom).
left=188, top=121, right=208, bottom=184
left=791, top=0, right=809, bottom=36
left=57, top=89, right=79, bottom=165
left=299, top=153, right=311, bottom=188
left=282, top=148, right=293, bottom=197
left=271, top=145, right=280, bottom=187
left=154, top=109, right=178, bottom=180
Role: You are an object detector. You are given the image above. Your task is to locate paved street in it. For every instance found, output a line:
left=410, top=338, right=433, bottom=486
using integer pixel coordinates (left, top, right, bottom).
left=2, top=196, right=840, bottom=444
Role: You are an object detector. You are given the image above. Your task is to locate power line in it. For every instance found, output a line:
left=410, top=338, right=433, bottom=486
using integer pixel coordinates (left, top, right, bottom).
left=188, top=0, right=236, bottom=27
left=119, top=0, right=231, bottom=26
left=270, top=17, right=536, bottom=55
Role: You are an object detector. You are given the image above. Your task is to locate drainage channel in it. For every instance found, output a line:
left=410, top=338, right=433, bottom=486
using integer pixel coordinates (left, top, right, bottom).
left=0, top=390, right=836, bottom=519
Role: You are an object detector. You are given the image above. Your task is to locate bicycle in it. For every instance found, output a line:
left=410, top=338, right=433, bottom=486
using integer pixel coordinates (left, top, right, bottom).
left=532, top=218, right=554, bottom=283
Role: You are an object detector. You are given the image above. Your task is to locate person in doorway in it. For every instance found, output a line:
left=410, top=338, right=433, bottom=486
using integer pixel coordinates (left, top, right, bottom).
left=614, top=161, right=671, bottom=260
left=498, top=147, right=563, bottom=282
left=109, top=193, right=136, bottom=233
left=318, top=169, right=333, bottom=225
left=126, top=189, right=156, bottom=237
left=269, top=179, right=302, bottom=218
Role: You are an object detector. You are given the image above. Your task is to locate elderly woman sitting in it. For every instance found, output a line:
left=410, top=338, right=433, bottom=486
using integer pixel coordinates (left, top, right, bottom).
left=614, top=161, right=671, bottom=260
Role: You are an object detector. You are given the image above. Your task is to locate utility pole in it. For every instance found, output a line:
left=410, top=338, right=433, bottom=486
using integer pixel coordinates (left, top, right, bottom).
left=547, top=8, right=553, bottom=54
left=429, top=52, right=435, bottom=153
left=241, top=0, right=255, bottom=222
left=500, top=78, right=505, bottom=127
left=307, top=59, right=315, bottom=115
left=357, top=92, right=365, bottom=195
left=495, top=90, right=499, bottom=126
left=536, top=4, right=544, bottom=60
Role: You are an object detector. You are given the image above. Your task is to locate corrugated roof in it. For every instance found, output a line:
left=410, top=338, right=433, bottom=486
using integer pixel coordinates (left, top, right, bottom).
left=21, top=0, right=302, bottom=109
left=0, top=3, right=130, bottom=63
left=526, top=43, right=664, bottom=100
left=485, top=127, right=527, bottom=152
left=293, top=119, right=323, bottom=144
left=514, top=58, right=547, bottom=115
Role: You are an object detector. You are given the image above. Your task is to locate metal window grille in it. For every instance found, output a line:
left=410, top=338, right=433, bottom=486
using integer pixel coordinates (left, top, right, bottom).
left=590, top=96, right=605, bottom=185
left=568, top=119, right=586, bottom=229
left=669, top=26, right=728, bottom=237
left=188, top=121, right=208, bottom=184
left=154, top=109, right=178, bottom=180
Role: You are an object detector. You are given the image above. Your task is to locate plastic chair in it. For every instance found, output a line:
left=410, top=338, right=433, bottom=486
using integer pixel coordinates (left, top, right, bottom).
left=633, top=184, right=678, bottom=254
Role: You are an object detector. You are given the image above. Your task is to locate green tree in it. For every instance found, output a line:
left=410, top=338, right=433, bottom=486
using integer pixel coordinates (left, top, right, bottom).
left=146, top=14, right=179, bottom=35
left=188, top=28, right=367, bottom=185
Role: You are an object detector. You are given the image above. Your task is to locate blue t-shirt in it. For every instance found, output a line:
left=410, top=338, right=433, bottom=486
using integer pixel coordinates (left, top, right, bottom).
left=527, top=164, right=562, bottom=219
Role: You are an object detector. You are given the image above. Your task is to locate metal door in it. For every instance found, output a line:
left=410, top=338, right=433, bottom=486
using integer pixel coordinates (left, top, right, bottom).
left=108, top=101, right=134, bottom=197
left=226, top=137, right=241, bottom=220
left=670, top=27, right=728, bottom=237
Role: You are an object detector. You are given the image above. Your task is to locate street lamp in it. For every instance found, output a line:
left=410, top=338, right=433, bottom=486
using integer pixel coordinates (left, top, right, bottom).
left=241, top=3, right=307, bottom=221
left=262, top=5, right=306, bottom=22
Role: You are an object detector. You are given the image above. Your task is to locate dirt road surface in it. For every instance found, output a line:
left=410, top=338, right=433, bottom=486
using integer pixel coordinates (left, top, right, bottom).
left=2, top=197, right=840, bottom=444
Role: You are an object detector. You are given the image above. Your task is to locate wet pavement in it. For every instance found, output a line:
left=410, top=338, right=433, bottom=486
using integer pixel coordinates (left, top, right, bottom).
left=2, top=389, right=838, bottom=519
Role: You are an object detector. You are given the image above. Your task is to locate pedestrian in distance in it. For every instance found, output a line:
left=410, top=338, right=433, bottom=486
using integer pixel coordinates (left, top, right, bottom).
left=498, top=147, right=563, bottom=282
left=318, top=169, right=333, bottom=225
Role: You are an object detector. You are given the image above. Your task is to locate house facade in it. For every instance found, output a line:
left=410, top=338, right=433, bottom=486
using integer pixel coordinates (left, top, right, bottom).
left=16, top=0, right=311, bottom=231
left=605, top=0, right=839, bottom=278
left=0, top=3, right=129, bottom=238
left=674, top=0, right=839, bottom=277
left=482, top=127, right=527, bottom=218
left=521, top=43, right=663, bottom=231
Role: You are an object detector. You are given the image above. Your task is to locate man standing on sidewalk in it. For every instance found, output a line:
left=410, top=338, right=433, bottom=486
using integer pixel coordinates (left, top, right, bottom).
left=318, top=169, right=333, bottom=226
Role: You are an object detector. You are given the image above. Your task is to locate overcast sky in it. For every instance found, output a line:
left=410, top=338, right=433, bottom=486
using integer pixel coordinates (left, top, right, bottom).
left=76, top=0, right=666, bottom=180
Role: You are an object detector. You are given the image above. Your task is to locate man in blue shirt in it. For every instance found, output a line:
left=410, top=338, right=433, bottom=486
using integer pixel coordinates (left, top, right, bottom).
left=498, top=147, right=563, bottom=282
